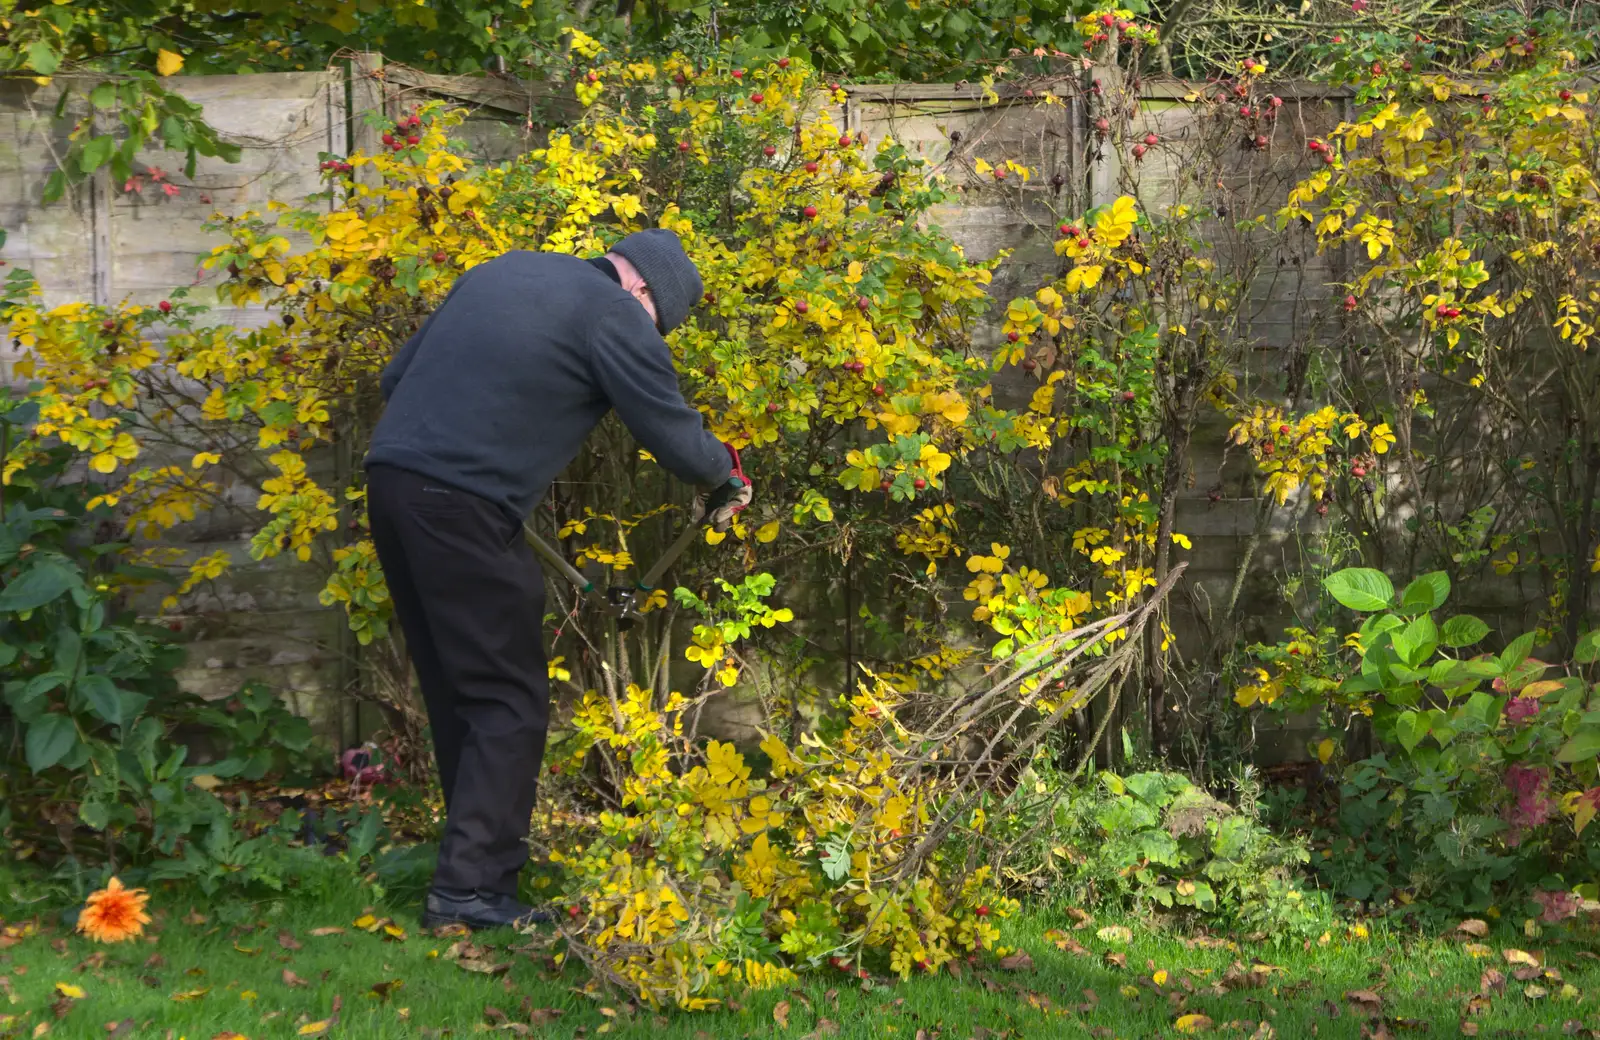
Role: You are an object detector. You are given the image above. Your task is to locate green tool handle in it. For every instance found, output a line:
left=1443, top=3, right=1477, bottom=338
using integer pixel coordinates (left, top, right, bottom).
left=522, top=522, right=593, bottom=593
left=636, top=519, right=702, bottom=593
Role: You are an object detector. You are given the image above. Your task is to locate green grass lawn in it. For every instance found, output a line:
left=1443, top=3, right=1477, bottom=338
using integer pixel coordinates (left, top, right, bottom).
left=1, top=878, right=1594, bottom=1039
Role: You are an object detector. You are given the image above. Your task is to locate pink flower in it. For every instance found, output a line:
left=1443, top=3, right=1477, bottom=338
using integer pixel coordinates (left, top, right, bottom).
left=1504, top=695, right=1541, bottom=724
left=1503, top=763, right=1554, bottom=843
left=161, top=183, right=180, bottom=197
left=1532, top=889, right=1579, bottom=923
left=123, top=177, right=143, bottom=194
left=1351, top=0, right=1369, bottom=10
left=147, top=166, right=167, bottom=183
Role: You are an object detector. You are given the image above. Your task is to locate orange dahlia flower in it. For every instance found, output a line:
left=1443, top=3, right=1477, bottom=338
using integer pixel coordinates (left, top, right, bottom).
left=76, top=877, right=151, bottom=943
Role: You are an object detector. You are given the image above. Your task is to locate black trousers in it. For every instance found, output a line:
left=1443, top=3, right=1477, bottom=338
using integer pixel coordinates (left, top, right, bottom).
left=366, top=464, right=549, bottom=895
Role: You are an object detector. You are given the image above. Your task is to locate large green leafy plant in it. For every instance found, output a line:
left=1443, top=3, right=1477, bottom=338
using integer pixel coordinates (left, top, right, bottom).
left=0, top=387, right=321, bottom=888
left=1241, top=565, right=1600, bottom=915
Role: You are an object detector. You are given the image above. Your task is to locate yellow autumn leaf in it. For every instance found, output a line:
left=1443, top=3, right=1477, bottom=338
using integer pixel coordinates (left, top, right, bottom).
left=756, top=521, right=779, bottom=543
left=1176, top=1014, right=1213, bottom=1033
left=53, top=983, right=85, bottom=999
left=156, top=49, right=184, bottom=77
left=1152, top=969, right=1168, bottom=986
left=298, top=1020, right=332, bottom=1037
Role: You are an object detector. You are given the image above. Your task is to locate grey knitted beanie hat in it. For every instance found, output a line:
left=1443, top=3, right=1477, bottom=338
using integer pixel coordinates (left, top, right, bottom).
left=611, top=228, right=703, bottom=335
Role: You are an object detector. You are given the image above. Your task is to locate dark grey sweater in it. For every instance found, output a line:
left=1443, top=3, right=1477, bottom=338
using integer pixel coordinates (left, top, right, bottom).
left=366, top=251, right=730, bottom=518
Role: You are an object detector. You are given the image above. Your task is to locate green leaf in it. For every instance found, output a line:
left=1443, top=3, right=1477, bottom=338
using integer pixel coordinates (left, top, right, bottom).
left=0, top=559, right=78, bottom=612
left=25, top=713, right=78, bottom=772
left=79, top=797, right=111, bottom=831
left=1324, top=567, right=1394, bottom=612
left=1499, top=631, right=1537, bottom=671
left=1575, top=630, right=1600, bottom=665
left=1394, top=614, right=1438, bottom=669
left=26, top=41, right=60, bottom=76
left=79, top=674, right=124, bottom=727
left=819, top=834, right=851, bottom=882
left=1462, top=691, right=1499, bottom=726
left=43, top=170, right=67, bottom=204
left=1393, top=709, right=1430, bottom=753
left=1556, top=727, right=1600, bottom=764
left=89, top=82, right=118, bottom=108
left=1400, top=571, right=1450, bottom=613
left=1441, top=615, right=1490, bottom=648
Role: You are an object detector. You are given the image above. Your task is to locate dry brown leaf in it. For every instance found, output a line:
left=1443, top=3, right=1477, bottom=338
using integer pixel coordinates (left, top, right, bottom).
left=282, top=970, right=308, bottom=988
left=1346, top=989, right=1382, bottom=1011
left=484, top=1006, right=509, bottom=1025
left=1481, top=967, right=1507, bottom=994
left=457, top=956, right=510, bottom=977
left=773, top=999, right=791, bottom=1029
left=1456, top=919, right=1489, bottom=938
left=308, top=928, right=344, bottom=937
left=1502, top=948, right=1540, bottom=967
left=277, top=932, right=302, bottom=951
left=370, top=979, right=402, bottom=1001
left=999, top=950, right=1034, bottom=971
left=1459, top=1021, right=1480, bottom=1036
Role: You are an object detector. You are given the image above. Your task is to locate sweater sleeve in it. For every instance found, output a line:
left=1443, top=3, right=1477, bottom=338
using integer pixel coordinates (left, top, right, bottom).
left=588, top=301, right=732, bottom=488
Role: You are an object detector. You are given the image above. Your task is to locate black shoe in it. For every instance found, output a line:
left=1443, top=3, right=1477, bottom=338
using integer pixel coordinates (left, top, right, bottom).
left=420, top=887, right=553, bottom=931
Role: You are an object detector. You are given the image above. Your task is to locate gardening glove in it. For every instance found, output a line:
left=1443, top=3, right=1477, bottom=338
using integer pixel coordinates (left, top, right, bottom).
left=698, top=474, right=752, bottom=533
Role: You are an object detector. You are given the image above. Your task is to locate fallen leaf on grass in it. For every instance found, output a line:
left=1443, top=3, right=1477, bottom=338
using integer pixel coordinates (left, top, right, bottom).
left=53, top=983, right=85, bottom=1000
left=369, top=979, right=403, bottom=1000
left=457, top=956, right=510, bottom=977
left=432, top=923, right=471, bottom=940
left=298, top=1018, right=336, bottom=1037
left=1525, top=984, right=1548, bottom=999
left=1460, top=1022, right=1479, bottom=1036
left=308, top=928, right=344, bottom=937
left=1175, top=1014, right=1213, bottom=1033
left=1512, top=965, right=1543, bottom=982
left=484, top=1006, right=508, bottom=1025
left=1503, top=948, right=1540, bottom=967
left=352, top=914, right=378, bottom=930
left=1096, top=925, right=1132, bottom=944
left=278, top=932, right=302, bottom=951
left=1043, top=929, right=1089, bottom=955
left=106, top=1022, right=134, bottom=1038
left=142, top=954, right=165, bottom=970
left=773, top=999, right=790, bottom=1028
left=170, top=988, right=209, bottom=1001
left=999, top=950, right=1033, bottom=971
left=184, top=911, right=207, bottom=926
left=283, top=970, right=308, bottom=988
left=1104, top=951, right=1127, bottom=968
left=1346, top=990, right=1383, bottom=1012
left=1482, top=968, right=1508, bottom=993
left=526, top=1007, right=564, bottom=1025
left=1456, top=919, right=1489, bottom=938
left=210, top=1034, right=248, bottom=1040
left=1463, top=943, right=1491, bottom=958
left=802, top=1021, right=840, bottom=1039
